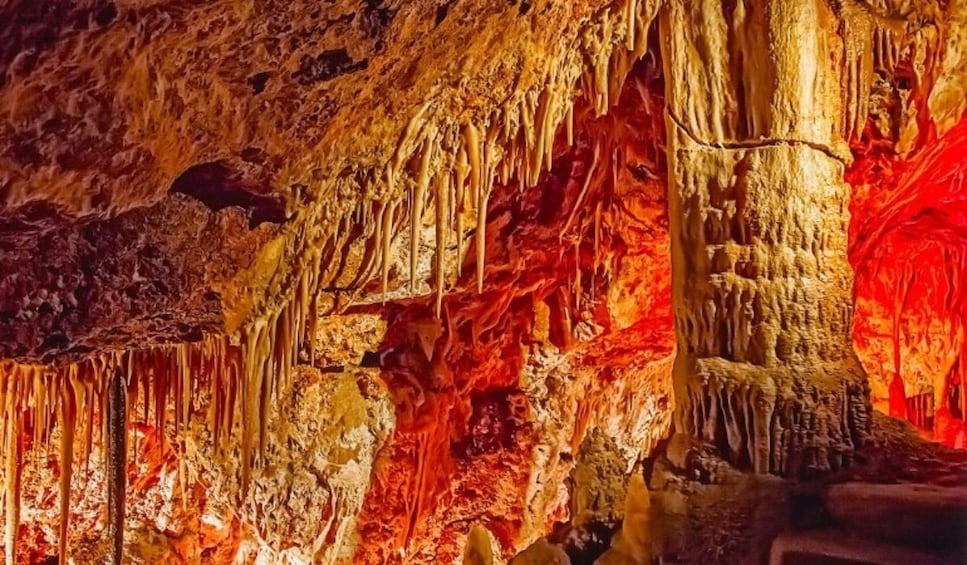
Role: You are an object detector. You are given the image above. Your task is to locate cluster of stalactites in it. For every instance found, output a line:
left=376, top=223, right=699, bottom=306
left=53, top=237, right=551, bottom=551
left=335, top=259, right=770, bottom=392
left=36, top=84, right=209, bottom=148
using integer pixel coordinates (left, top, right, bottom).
left=0, top=250, right=324, bottom=564
left=835, top=0, right=908, bottom=140
left=0, top=0, right=666, bottom=560
left=332, top=0, right=659, bottom=315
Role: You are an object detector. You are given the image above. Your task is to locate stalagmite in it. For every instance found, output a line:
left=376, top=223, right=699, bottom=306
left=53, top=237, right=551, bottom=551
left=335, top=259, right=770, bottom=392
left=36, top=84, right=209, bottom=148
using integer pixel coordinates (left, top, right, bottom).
left=891, top=271, right=912, bottom=418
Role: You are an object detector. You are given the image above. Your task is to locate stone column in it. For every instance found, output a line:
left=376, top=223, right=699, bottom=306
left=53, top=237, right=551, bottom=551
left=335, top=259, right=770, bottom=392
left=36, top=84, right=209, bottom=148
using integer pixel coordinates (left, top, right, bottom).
left=660, top=0, right=871, bottom=476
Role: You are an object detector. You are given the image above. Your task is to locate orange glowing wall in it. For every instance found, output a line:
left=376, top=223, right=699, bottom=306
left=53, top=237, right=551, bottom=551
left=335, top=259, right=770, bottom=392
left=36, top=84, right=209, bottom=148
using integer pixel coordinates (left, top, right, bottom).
left=352, top=61, right=673, bottom=563
left=849, top=117, right=967, bottom=446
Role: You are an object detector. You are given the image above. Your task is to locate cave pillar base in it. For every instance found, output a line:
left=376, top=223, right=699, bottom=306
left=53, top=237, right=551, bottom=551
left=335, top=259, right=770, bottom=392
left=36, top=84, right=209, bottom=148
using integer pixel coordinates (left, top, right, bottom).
left=664, top=137, right=873, bottom=477
left=673, top=355, right=871, bottom=477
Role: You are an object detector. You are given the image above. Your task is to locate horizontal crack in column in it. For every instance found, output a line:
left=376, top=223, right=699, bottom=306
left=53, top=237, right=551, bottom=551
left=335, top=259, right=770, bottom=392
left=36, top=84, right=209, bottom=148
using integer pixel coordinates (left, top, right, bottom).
left=667, top=109, right=849, bottom=164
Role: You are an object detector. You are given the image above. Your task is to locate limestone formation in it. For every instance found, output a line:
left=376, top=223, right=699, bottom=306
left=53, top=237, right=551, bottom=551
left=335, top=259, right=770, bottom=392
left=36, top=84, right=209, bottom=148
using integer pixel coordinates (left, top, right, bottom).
left=0, top=0, right=965, bottom=562
left=663, top=0, right=875, bottom=476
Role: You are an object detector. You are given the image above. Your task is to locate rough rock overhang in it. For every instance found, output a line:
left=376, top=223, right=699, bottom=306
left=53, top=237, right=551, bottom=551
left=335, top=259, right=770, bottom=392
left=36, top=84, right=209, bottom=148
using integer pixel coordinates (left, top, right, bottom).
left=1, top=0, right=657, bottom=363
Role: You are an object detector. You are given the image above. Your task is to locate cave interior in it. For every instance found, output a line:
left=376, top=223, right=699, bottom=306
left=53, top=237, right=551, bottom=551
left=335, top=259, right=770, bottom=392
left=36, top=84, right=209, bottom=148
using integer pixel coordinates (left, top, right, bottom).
left=0, top=0, right=966, bottom=564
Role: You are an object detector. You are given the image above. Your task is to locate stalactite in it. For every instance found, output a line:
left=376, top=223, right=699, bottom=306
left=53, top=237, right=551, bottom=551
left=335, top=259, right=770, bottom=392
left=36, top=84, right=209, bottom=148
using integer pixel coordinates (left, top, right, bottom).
left=435, top=172, right=449, bottom=316
left=562, top=140, right=602, bottom=239
left=592, top=200, right=602, bottom=300
left=257, top=318, right=273, bottom=463
left=351, top=200, right=382, bottom=292
left=3, top=366, right=23, bottom=565
left=106, top=365, right=127, bottom=565
left=328, top=0, right=661, bottom=307
left=534, top=89, right=552, bottom=186
left=836, top=0, right=908, bottom=140
left=839, top=0, right=876, bottom=140
left=58, top=368, right=77, bottom=564
left=31, top=370, right=47, bottom=460
left=412, top=130, right=437, bottom=292
left=566, top=102, right=575, bottom=147
left=463, top=121, right=486, bottom=293
left=309, top=290, right=319, bottom=365
left=81, top=367, right=95, bottom=474
left=874, top=14, right=906, bottom=73
left=676, top=369, right=790, bottom=474
left=453, top=147, right=470, bottom=277
left=574, top=241, right=583, bottom=311
left=381, top=199, right=397, bottom=299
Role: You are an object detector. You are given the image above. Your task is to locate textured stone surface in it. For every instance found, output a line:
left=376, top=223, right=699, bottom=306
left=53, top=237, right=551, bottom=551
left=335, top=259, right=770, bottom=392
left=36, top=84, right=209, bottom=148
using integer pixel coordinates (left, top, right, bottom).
left=510, top=538, right=571, bottom=565
left=825, top=482, right=967, bottom=549
left=663, top=0, right=873, bottom=477
left=0, top=0, right=966, bottom=563
left=0, top=193, right=276, bottom=361
left=594, top=467, right=655, bottom=565
left=0, top=0, right=656, bottom=362
left=235, top=367, right=395, bottom=563
left=569, top=429, right=630, bottom=530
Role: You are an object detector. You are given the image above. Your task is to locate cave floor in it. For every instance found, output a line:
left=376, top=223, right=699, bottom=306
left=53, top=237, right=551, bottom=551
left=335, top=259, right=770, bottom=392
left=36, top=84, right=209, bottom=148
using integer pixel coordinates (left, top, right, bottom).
left=628, top=414, right=967, bottom=565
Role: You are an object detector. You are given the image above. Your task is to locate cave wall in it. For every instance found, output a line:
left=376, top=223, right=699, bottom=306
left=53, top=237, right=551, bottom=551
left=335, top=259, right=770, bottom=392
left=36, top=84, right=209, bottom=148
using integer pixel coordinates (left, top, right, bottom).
left=850, top=116, right=967, bottom=443
left=846, top=0, right=967, bottom=443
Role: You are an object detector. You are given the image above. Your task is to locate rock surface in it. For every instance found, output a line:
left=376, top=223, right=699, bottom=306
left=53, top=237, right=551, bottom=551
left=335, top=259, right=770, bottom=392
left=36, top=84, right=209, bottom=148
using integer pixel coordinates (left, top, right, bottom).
left=825, top=482, right=967, bottom=549
left=0, top=0, right=966, bottom=563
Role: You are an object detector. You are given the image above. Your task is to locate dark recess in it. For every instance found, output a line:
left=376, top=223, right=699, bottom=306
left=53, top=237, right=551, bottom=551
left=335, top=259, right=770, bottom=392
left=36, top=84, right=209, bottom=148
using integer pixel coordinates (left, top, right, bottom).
left=170, top=161, right=288, bottom=228
left=360, top=350, right=380, bottom=367
left=95, top=2, right=118, bottom=26
left=293, top=49, right=369, bottom=84
left=435, top=3, right=450, bottom=26
left=249, top=72, right=270, bottom=94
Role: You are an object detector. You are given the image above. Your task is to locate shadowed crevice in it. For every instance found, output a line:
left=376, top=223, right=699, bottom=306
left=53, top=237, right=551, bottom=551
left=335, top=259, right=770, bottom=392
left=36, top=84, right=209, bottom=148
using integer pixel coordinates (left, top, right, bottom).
left=170, top=161, right=289, bottom=229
